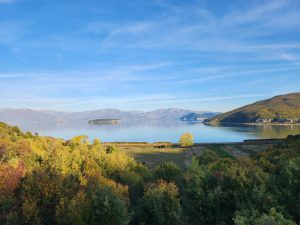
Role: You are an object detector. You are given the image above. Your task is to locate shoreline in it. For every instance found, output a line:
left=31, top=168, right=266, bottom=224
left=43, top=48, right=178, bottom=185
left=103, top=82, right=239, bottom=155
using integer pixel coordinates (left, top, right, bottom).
left=103, top=138, right=283, bottom=147
left=204, top=122, right=300, bottom=126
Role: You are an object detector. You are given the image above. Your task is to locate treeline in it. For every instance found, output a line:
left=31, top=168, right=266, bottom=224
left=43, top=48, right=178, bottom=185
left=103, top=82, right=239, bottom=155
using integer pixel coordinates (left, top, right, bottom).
left=0, top=122, right=299, bottom=225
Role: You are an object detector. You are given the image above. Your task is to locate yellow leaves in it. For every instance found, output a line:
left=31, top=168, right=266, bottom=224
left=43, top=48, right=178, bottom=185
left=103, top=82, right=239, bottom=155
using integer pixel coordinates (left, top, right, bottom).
left=179, top=133, right=194, bottom=147
left=28, top=139, right=47, bottom=159
left=104, top=151, right=136, bottom=171
left=71, top=135, right=89, bottom=145
left=93, top=138, right=101, bottom=145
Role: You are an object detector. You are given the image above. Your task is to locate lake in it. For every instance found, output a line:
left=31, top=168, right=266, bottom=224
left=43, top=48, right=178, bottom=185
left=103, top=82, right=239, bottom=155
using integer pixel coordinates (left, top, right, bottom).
left=25, top=121, right=300, bottom=143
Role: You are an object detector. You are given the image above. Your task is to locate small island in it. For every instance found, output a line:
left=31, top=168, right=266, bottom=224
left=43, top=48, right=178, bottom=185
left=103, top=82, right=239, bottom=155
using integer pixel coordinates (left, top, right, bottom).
left=88, top=119, right=121, bottom=125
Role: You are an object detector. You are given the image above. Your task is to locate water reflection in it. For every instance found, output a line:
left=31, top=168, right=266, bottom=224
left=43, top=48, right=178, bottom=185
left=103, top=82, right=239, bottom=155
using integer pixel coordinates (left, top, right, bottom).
left=208, top=124, right=300, bottom=139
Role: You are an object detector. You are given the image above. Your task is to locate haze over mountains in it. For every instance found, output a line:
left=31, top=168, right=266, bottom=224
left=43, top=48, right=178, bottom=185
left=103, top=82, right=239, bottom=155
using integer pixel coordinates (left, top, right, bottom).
left=0, top=108, right=218, bottom=131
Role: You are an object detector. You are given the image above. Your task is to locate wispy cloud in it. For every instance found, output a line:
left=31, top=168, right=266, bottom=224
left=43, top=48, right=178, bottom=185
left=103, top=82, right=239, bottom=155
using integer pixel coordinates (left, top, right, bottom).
left=277, top=53, right=300, bottom=62
left=0, top=0, right=299, bottom=111
left=88, top=0, right=300, bottom=57
left=223, top=0, right=288, bottom=25
left=0, top=0, right=18, bottom=3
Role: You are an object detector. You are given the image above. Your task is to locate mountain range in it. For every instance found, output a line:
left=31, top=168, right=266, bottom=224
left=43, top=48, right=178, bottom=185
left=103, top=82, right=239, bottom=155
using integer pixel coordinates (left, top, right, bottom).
left=0, top=108, right=219, bottom=130
left=206, top=92, right=300, bottom=124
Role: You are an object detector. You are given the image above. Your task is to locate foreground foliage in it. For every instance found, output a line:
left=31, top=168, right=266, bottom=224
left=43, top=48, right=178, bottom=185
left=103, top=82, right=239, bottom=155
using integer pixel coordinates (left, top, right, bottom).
left=0, top=122, right=299, bottom=225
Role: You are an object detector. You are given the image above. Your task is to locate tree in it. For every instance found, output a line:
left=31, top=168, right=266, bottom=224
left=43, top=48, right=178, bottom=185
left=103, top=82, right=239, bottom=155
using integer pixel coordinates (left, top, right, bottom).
left=87, top=187, right=129, bottom=225
left=182, top=158, right=271, bottom=225
left=106, top=145, right=118, bottom=154
left=179, top=133, right=194, bottom=147
left=255, top=208, right=296, bottom=225
left=154, top=162, right=182, bottom=183
left=93, top=138, right=101, bottom=145
left=55, top=191, right=88, bottom=225
left=135, top=181, right=181, bottom=225
left=234, top=208, right=296, bottom=225
left=71, top=135, right=89, bottom=145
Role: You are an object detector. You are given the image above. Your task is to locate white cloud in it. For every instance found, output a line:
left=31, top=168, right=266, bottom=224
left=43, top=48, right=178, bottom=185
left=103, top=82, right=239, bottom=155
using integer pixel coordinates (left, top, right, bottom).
left=223, top=0, right=288, bottom=25
left=277, top=53, right=300, bottom=63
left=84, top=0, right=300, bottom=58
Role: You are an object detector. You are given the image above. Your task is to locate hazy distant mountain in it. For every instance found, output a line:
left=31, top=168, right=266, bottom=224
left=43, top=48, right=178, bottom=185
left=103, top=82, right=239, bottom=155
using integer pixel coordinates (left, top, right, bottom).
left=0, top=108, right=218, bottom=130
left=180, top=112, right=218, bottom=121
left=206, top=92, right=300, bottom=124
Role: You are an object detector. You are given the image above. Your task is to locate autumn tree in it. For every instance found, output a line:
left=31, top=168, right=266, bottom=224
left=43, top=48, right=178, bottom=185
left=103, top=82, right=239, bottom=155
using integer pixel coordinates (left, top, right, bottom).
left=179, top=133, right=194, bottom=147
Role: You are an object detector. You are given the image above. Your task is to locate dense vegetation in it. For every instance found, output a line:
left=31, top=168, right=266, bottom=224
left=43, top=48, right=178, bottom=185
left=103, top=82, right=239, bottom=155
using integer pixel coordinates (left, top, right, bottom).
left=207, top=92, right=300, bottom=124
left=0, top=122, right=300, bottom=225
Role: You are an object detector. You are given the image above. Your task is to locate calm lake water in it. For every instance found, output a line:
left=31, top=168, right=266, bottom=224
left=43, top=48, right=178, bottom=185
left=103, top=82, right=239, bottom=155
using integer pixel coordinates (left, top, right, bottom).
left=29, top=122, right=300, bottom=143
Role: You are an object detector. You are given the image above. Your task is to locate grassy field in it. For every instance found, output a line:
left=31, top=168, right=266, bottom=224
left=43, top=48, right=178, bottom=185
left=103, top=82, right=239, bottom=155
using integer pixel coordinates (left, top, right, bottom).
left=104, top=140, right=277, bottom=168
left=208, top=145, right=236, bottom=159
left=119, top=146, right=187, bottom=168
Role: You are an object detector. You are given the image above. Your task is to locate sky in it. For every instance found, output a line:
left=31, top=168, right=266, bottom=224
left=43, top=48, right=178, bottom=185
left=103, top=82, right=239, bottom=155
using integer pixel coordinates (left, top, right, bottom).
left=0, top=0, right=300, bottom=112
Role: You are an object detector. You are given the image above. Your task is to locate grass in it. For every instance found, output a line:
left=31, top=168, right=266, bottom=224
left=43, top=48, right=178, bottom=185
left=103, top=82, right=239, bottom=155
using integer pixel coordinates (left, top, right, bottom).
left=118, top=145, right=186, bottom=168
left=209, top=145, right=235, bottom=159
left=109, top=140, right=275, bottom=168
left=234, top=145, right=256, bottom=156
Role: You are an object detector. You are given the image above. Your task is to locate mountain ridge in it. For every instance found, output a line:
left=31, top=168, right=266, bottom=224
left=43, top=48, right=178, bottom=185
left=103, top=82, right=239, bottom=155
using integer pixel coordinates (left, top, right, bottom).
left=206, top=92, right=300, bottom=124
left=0, top=107, right=219, bottom=129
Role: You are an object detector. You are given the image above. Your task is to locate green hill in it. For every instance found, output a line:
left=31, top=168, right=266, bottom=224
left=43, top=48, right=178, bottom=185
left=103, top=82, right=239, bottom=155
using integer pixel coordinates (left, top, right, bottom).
left=206, top=92, right=300, bottom=124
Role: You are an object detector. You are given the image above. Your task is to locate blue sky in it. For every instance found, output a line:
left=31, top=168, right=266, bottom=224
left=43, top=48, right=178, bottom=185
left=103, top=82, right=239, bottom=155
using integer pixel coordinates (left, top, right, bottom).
left=0, top=0, right=300, bottom=112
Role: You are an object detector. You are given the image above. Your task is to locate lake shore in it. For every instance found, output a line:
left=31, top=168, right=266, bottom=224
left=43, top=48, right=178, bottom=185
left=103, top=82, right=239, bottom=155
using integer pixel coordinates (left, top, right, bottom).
left=204, top=122, right=300, bottom=126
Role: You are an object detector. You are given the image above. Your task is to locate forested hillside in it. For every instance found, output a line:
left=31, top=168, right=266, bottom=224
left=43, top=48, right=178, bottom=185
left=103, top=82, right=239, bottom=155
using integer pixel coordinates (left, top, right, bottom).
left=0, top=122, right=299, bottom=225
left=207, top=92, right=300, bottom=124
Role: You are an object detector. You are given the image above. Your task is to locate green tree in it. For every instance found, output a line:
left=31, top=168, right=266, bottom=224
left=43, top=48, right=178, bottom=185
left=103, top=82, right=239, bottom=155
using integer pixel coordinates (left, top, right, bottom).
left=154, top=162, right=182, bottom=183
left=234, top=208, right=296, bottom=225
left=135, top=181, right=181, bottom=225
left=182, top=158, right=271, bottom=225
left=87, top=187, right=129, bottom=225
left=56, top=191, right=88, bottom=225
left=272, top=157, right=300, bottom=223
left=179, top=133, right=194, bottom=147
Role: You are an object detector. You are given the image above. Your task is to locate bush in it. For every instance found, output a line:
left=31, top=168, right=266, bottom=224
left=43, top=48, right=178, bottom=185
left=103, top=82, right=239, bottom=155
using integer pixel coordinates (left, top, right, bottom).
left=179, top=133, right=194, bottom=147
left=106, top=145, right=118, bottom=154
